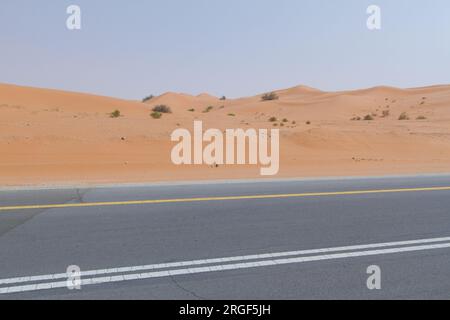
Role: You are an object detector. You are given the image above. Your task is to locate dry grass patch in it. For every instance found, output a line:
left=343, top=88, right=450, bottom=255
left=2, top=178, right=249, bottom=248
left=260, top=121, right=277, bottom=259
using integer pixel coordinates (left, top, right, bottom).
left=398, top=112, right=410, bottom=120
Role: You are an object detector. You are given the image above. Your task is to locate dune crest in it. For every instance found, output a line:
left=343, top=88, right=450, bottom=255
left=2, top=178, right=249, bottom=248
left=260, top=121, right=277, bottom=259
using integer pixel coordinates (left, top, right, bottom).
left=146, top=91, right=220, bottom=111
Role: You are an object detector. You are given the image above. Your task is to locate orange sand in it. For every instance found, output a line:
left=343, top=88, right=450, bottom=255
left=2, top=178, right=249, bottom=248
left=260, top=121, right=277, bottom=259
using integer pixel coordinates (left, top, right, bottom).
left=1, top=83, right=450, bottom=187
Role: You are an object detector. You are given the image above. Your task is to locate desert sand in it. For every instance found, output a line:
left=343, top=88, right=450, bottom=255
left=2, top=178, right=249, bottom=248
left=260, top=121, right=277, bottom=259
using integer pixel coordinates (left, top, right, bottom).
left=1, top=82, right=450, bottom=186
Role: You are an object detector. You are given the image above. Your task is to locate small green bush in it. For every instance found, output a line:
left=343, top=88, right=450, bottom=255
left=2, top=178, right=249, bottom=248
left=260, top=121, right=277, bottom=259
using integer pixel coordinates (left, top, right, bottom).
left=151, top=112, right=162, bottom=119
left=110, top=110, right=121, bottom=118
left=142, top=95, right=154, bottom=103
left=261, top=92, right=279, bottom=101
left=203, top=106, right=214, bottom=113
left=152, top=105, right=172, bottom=114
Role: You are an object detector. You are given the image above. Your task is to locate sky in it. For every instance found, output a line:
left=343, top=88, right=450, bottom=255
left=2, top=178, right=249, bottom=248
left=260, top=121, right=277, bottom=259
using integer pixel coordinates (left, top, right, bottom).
left=1, top=0, right=450, bottom=100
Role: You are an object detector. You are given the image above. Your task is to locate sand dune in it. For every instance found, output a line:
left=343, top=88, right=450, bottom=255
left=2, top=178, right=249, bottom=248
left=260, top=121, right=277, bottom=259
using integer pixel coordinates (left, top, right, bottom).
left=1, top=82, right=450, bottom=186
left=146, top=92, right=220, bottom=111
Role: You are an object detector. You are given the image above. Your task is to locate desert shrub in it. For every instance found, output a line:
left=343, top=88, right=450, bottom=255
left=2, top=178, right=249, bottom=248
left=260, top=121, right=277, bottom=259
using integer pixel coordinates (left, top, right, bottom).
left=203, top=106, right=214, bottom=113
left=268, top=117, right=277, bottom=122
left=382, top=110, right=390, bottom=118
left=416, top=115, right=427, bottom=120
left=398, top=112, right=409, bottom=120
left=110, top=110, right=121, bottom=118
left=261, top=92, right=279, bottom=101
left=220, top=96, right=226, bottom=101
left=364, top=114, right=374, bottom=121
left=282, top=118, right=288, bottom=123
left=188, top=108, right=195, bottom=112
left=152, top=105, right=172, bottom=114
left=228, top=113, right=235, bottom=117
left=306, top=121, right=311, bottom=125
left=151, top=112, right=162, bottom=119
left=142, top=95, right=154, bottom=103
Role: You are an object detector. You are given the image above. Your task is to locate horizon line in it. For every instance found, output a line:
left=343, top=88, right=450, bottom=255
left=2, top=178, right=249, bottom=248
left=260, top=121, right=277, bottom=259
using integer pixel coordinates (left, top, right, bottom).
left=1, top=81, right=450, bottom=102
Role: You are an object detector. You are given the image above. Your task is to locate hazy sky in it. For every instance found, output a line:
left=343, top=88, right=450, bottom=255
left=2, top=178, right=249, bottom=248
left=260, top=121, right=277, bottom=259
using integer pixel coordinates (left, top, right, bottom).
left=1, top=0, right=450, bottom=99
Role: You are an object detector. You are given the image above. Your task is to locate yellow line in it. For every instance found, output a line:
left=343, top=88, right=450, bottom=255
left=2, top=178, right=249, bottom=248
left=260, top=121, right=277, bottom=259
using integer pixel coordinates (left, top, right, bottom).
left=1, top=186, right=450, bottom=212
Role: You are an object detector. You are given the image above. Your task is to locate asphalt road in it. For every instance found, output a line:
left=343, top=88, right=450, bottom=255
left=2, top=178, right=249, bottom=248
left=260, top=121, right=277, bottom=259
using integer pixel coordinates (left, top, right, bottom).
left=1, top=174, right=450, bottom=300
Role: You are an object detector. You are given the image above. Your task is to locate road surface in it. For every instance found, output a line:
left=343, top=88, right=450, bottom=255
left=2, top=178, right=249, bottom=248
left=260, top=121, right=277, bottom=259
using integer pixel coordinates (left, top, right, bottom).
left=1, top=175, right=450, bottom=299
